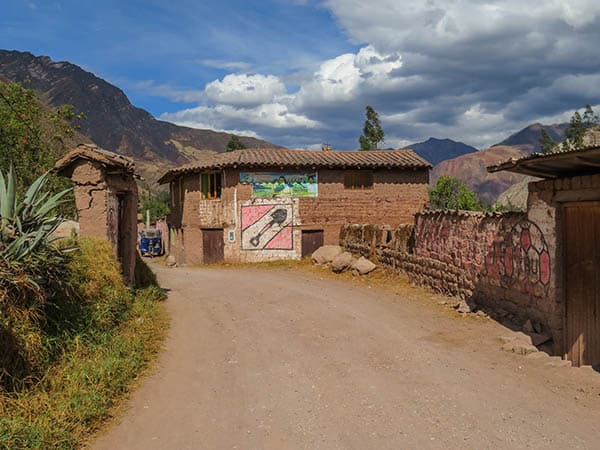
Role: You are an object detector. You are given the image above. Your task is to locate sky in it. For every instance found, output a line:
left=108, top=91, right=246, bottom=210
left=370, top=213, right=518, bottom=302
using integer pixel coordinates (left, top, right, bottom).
left=3, top=0, right=600, bottom=150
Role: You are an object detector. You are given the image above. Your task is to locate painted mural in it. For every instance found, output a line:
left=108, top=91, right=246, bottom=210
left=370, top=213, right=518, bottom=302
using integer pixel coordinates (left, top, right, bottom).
left=241, top=203, right=294, bottom=250
left=416, top=213, right=551, bottom=295
left=240, top=172, right=317, bottom=198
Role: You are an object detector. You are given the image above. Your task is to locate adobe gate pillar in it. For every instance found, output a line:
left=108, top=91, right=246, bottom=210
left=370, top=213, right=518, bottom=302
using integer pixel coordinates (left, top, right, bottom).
left=53, top=144, right=139, bottom=285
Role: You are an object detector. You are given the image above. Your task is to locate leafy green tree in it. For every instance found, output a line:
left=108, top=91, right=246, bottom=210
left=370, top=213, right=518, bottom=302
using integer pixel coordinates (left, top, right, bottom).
left=429, top=176, right=484, bottom=211
left=539, top=129, right=557, bottom=154
left=0, top=81, right=81, bottom=216
left=226, top=135, right=246, bottom=152
left=139, top=191, right=171, bottom=224
left=359, top=105, right=385, bottom=150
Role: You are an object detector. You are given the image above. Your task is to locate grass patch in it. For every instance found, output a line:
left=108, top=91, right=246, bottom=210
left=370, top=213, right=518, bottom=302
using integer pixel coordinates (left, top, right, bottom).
left=0, top=239, right=169, bottom=449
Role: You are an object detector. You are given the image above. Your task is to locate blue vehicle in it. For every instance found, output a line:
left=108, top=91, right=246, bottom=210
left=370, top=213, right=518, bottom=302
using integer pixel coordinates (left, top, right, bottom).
left=138, top=228, right=164, bottom=257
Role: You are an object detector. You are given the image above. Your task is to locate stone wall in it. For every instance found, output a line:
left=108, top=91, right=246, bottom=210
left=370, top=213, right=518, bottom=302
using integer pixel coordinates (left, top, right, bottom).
left=340, top=209, right=560, bottom=350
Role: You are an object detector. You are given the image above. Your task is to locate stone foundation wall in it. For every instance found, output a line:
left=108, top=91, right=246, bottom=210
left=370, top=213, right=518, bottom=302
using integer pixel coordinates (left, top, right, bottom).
left=340, top=209, right=559, bottom=348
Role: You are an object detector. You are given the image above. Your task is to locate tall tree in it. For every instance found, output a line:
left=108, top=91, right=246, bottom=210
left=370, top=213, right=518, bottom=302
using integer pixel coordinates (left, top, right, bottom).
left=582, top=104, right=599, bottom=129
left=358, top=105, right=385, bottom=151
left=563, top=111, right=586, bottom=150
left=226, top=135, right=246, bottom=152
left=539, top=129, right=556, bottom=154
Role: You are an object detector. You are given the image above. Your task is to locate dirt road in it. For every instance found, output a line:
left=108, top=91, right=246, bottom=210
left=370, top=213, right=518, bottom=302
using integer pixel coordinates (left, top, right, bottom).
left=93, top=264, right=600, bottom=449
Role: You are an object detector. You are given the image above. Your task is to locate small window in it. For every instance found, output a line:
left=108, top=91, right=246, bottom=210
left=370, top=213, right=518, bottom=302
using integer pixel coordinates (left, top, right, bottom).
left=201, top=172, right=222, bottom=199
left=344, top=170, right=373, bottom=189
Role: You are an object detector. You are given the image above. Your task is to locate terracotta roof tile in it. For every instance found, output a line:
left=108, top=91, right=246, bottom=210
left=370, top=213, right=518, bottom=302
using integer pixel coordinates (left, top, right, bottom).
left=158, top=148, right=431, bottom=184
left=53, top=144, right=136, bottom=174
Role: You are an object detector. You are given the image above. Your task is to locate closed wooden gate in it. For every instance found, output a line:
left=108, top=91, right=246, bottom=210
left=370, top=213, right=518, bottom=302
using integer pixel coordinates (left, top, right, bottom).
left=564, top=202, right=600, bottom=367
left=202, top=229, right=224, bottom=264
left=301, top=230, right=324, bottom=258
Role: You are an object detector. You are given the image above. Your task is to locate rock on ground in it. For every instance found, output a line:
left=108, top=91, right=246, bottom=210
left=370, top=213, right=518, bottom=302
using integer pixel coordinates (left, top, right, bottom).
left=331, top=252, right=355, bottom=273
left=311, top=245, right=343, bottom=265
left=351, top=256, right=377, bottom=275
left=52, top=220, right=80, bottom=238
left=455, top=300, right=473, bottom=314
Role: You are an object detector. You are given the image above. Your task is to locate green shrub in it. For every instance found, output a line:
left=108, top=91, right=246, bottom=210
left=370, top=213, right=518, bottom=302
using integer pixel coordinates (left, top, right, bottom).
left=0, top=238, right=168, bottom=448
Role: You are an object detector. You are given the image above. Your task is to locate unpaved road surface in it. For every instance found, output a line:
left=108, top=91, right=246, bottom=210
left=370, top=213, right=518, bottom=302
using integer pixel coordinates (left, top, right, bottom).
left=93, top=265, right=600, bottom=449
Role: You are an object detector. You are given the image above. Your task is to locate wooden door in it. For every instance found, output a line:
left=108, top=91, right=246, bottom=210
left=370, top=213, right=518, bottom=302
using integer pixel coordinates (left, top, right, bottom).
left=301, top=230, right=324, bottom=258
left=564, top=202, right=600, bottom=367
left=202, top=229, right=224, bottom=264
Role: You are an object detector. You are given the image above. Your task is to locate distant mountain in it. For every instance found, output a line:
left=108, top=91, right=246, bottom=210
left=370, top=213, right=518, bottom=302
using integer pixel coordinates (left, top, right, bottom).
left=493, top=123, right=568, bottom=153
left=402, top=137, right=477, bottom=165
left=0, top=50, right=280, bottom=184
left=431, top=145, right=530, bottom=205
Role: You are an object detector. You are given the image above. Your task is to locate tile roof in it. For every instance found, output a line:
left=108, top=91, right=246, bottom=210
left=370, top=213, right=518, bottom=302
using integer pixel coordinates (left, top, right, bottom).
left=158, top=148, right=431, bottom=184
left=53, top=144, right=136, bottom=174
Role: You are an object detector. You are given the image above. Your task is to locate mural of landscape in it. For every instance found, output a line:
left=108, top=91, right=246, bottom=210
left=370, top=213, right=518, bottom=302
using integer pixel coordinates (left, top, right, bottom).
left=240, top=172, right=317, bottom=198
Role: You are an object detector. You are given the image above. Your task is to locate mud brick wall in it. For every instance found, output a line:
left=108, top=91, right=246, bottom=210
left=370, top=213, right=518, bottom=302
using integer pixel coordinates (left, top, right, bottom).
left=299, top=169, right=429, bottom=245
left=340, top=209, right=559, bottom=346
left=168, top=167, right=429, bottom=264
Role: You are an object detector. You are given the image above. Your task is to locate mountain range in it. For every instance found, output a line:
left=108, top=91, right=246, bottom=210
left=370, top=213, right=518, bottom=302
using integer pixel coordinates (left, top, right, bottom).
left=0, top=49, right=279, bottom=185
left=0, top=49, right=571, bottom=203
left=432, top=123, right=568, bottom=206
left=401, top=138, right=477, bottom=165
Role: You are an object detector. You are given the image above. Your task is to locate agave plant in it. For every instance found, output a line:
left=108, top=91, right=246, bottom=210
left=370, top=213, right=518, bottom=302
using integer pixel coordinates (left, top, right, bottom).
left=0, top=165, right=72, bottom=262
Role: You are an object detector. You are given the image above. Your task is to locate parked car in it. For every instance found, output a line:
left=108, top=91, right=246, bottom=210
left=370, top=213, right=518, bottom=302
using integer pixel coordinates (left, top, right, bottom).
left=138, top=228, right=164, bottom=257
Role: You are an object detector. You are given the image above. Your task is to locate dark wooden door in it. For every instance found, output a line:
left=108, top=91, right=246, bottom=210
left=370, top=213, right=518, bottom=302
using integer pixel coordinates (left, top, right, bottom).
left=302, top=230, right=324, bottom=258
left=202, top=229, right=224, bottom=264
left=564, top=202, right=600, bottom=367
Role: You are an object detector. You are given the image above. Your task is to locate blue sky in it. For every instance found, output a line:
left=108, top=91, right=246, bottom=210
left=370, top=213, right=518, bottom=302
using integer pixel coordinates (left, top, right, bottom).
left=3, top=0, right=600, bottom=149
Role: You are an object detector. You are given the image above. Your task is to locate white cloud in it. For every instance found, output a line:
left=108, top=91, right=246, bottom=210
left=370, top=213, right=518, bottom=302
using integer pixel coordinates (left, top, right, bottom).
left=293, top=45, right=402, bottom=110
left=161, top=102, right=319, bottom=133
left=161, top=0, right=600, bottom=149
left=118, top=79, right=204, bottom=103
left=198, top=59, right=252, bottom=72
left=205, top=73, right=287, bottom=107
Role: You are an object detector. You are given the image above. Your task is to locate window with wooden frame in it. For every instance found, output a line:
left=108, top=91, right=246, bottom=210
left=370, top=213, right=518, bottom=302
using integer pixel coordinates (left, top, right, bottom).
left=201, top=172, right=222, bottom=199
left=344, top=170, right=373, bottom=190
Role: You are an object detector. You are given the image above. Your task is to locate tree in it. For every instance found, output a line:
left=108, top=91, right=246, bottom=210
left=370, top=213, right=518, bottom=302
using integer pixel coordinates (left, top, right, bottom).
left=139, top=191, right=171, bottom=224
left=429, top=176, right=484, bottom=211
left=582, top=104, right=599, bottom=129
left=539, top=129, right=556, bottom=154
left=563, top=111, right=585, bottom=150
left=561, top=105, right=600, bottom=151
left=358, top=105, right=385, bottom=150
left=0, top=81, right=82, bottom=216
left=226, top=135, right=246, bottom=152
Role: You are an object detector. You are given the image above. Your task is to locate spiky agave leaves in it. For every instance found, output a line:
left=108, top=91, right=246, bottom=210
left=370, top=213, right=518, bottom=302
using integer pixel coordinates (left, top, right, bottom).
left=0, top=165, right=72, bottom=262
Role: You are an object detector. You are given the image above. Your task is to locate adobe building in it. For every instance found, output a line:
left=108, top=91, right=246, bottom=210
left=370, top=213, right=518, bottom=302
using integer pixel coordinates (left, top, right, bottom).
left=158, top=148, right=431, bottom=265
left=487, top=132, right=600, bottom=367
left=53, top=144, right=138, bottom=284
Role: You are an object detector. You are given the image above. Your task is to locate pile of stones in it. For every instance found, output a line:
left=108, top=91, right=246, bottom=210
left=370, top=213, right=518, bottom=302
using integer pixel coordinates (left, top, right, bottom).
left=311, top=245, right=377, bottom=276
